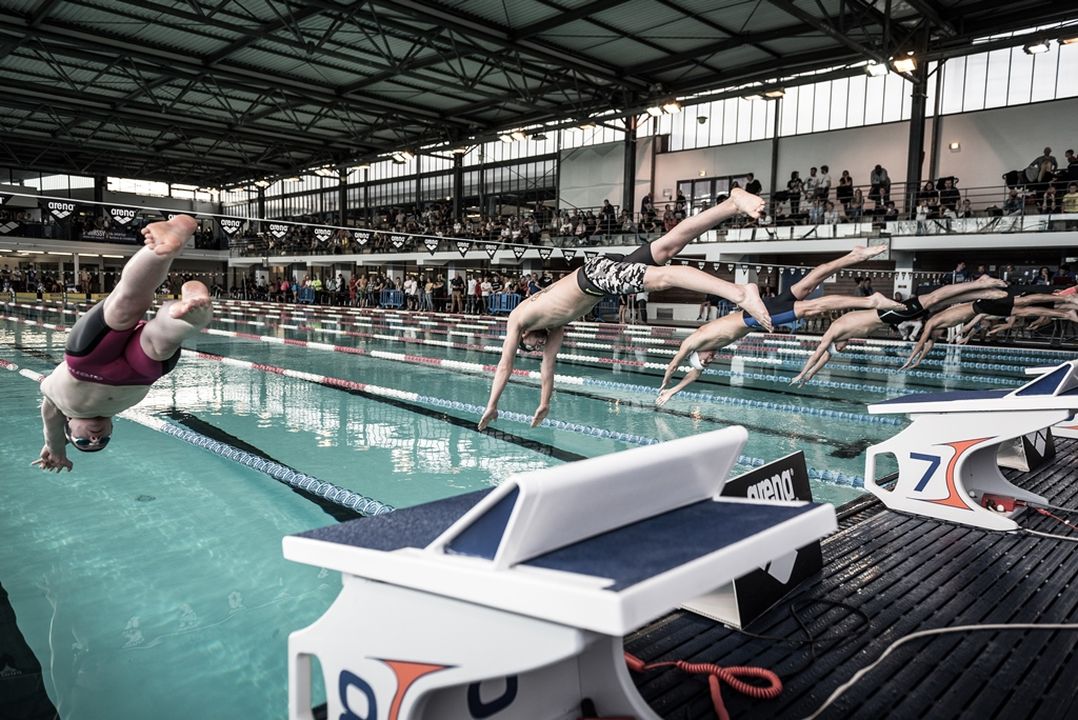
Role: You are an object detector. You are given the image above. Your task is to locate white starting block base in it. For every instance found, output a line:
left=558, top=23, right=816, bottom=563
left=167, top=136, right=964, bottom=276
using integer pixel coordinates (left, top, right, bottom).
left=865, top=361, right=1078, bottom=531
left=284, top=427, right=836, bottom=720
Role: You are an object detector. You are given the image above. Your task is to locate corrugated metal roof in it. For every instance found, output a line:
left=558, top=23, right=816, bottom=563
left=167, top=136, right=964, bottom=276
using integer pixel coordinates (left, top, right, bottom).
left=0, top=0, right=1064, bottom=184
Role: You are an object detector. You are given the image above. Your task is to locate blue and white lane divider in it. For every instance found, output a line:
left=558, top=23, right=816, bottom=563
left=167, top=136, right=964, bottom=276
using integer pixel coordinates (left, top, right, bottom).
left=11, top=363, right=394, bottom=516
left=185, top=350, right=868, bottom=488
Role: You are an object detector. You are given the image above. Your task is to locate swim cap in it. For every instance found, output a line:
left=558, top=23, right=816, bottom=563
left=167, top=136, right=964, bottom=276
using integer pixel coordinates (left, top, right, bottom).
left=688, top=351, right=705, bottom=371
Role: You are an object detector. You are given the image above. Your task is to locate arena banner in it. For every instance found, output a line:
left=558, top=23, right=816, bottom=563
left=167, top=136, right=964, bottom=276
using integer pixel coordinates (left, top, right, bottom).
left=559, top=248, right=577, bottom=262
left=682, top=451, right=822, bottom=629
left=218, top=217, right=245, bottom=237
left=537, top=246, right=553, bottom=261
left=313, top=227, right=334, bottom=244
left=456, top=240, right=470, bottom=257
left=354, top=229, right=372, bottom=246
left=108, top=206, right=138, bottom=226
left=390, top=234, right=406, bottom=249
left=424, top=237, right=439, bottom=255
left=159, top=210, right=195, bottom=222
left=268, top=222, right=289, bottom=240
left=583, top=251, right=597, bottom=261
left=484, top=243, right=498, bottom=259
left=511, top=245, right=526, bottom=261
left=42, top=199, right=80, bottom=222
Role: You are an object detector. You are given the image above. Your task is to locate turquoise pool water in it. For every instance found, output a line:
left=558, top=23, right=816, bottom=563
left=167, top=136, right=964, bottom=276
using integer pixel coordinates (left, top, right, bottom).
left=0, top=301, right=1068, bottom=719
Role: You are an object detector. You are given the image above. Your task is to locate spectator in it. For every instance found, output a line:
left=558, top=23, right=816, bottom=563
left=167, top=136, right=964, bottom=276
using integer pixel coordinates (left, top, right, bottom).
left=634, top=290, right=649, bottom=324
left=918, top=181, right=939, bottom=215
left=939, top=178, right=961, bottom=213
left=1033, top=266, right=1052, bottom=285
left=817, top=165, right=832, bottom=200
left=1031, top=147, right=1058, bottom=183
left=1063, top=183, right=1078, bottom=213
left=480, top=275, right=492, bottom=312
left=640, top=192, right=655, bottom=221
left=848, top=188, right=865, bottom=221
left=1054, top=264, right=1076, bottom=286
left=970, top=263, right=990, bottom=280
left=466, top=274, right=477, bottom=314
left=1003, top=188, right=1023, bottom=215
left=1067, top=150, right=1078, bottom=183
left=662, top=204, right=677, bottom=232
left=950, top=261, right=969, bottom=284
left=956, top=199, right=974, bottom=218
left=1000, top=264, right=1017, bottom=284
left=786, top=171, right=804, bottom=215
left=674, top=189, right=687, bottom=217
left=869, top=164, right=891, bottom=205
left=601, top=200, right=616, bottom=235
left=823, top=201, right=842, bottom=224
left=803, top=167, right=820, bottom=204
left=450, top=273, right=465, bottom=313
left=835, top=170, right=854, bottom=211
left=883, top=200, right=899, bottom=220
left=1041, top=185, right=1061, bottom=214
left=808, top=197, right=825, bottom=224
left=744, top=173, right=762, bottom=196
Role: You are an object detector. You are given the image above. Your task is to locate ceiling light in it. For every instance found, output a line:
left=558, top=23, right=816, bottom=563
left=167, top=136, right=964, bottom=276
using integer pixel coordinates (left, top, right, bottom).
left=865, top=61, right=888, bottom=77
left=1060, top=37, right=1078, bottom=46
left=948, top=141, right=961, bottom=152
left=662, top=101, right=682, bottom=114
left=531, top=133, right=548, bottom=141
left=450, top=147, right=469, bottom=154
left=101, top=254, right=124, bottom=258
left=281, top=176, right=301, bottom=183
left=353, top=163, right=371, bottom=170
left=579, top=122, right=597, bottom=130
left=1023, top=41, right=1050, bottom=55
left=314, top=166, right=338, bottom=177
left=47, top=251, right=72, bottom=256
left=892, top=55, right=916, bottom=73
left=0, top=248, right=11, bottom=252
left=391, top=151, right=414, bottom=163
left=645, top=106, right=663, bottom=117
left=79, top=253, right=99, bottom=257
left=499, top=134, right=513, bottom=143
left=762, top=89, right=785, bottom=99
left=253, top=179, right=271, bottom=188
left=510, top=131, right=527, bottom=141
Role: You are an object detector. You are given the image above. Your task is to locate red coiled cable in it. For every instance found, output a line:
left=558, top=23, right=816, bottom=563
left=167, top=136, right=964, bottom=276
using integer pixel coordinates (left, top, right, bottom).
left=624, top=652, right=782, bottom=720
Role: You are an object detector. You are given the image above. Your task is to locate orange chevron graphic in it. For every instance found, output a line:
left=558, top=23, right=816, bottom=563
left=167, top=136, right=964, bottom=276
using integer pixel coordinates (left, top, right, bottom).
left=927, top=438, right=989, bottom=510
left=380, top=659, right=452, bottom=719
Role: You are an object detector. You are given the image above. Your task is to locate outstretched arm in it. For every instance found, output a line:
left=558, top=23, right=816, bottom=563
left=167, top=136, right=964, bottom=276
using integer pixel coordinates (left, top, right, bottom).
left=33, top=397, right=72, bottom=473
left=902, top=319, right=941, bottom=369
left=660, top=339, right=696, bottom=391
left=479, top=320, right=524, bottom=430
left=656, top=369, right=703, bottom=407
left=531, top=328, right=564, bottom=427
left=793, top=329, right=840, bottom=385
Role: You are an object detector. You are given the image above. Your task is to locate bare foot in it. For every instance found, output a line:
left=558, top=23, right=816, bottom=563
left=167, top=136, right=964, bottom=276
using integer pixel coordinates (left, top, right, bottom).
left=739, top=283, right=773, bottom=331
left=170, top=281, right=213, bottom=324
left=141, top=215, right=197, bottom=257
left=974, top=274, right=1008, bottom=288
left=848, top=245, right=887, bottom=262
left=868, top=292, right=904, bottom=310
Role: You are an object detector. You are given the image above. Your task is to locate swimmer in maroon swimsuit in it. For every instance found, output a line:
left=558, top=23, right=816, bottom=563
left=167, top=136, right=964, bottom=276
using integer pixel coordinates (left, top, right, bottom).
left=33, top=215, right=212, bottom=472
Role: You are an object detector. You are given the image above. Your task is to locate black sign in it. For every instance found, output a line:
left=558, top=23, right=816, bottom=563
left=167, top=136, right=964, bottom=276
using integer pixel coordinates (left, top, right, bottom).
left=390, top=234, right=406, bottom=249
left=109, top=207, right=138, bottom=226
left=560, top=248, right=577, bottom=262
left=484, top=243, right=498, bottom=259
left=424, top=237, right=440, bottom=255
left=710, top=451, right=822, bottom=628
left=456, top=241, right=470, bottom=257
left=314, top=227, right=333, bottom=243
left=218, top=217, right=245, bottom=237
left=160, top=210, right=193, bottom=222
left=537, top=246, right=553, bottom=261
left=354, top=230, right=371, bottom=246
left=583, top=251, right=597, bottom=261
left=268, top=223, right=289, bottom=239
left=44, top=200, right=78, bottom=221
left=511, top=245, right=526, bottom=260
left=0, top=220, right=21, bottom=235
left=0, top=193, right=11, bottom=206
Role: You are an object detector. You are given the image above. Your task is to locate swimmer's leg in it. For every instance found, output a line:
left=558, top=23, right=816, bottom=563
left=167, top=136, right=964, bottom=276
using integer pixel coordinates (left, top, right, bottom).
left=788, top=245, right=887, bottom=300
left=103, top=215, right=198, bottom=330
left=140, top=281, right=213, bottom=360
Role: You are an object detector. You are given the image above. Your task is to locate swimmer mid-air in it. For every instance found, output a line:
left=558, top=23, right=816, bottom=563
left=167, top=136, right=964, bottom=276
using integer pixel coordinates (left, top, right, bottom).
left=479, top=188, right=771, bottom=430
left=655, top=245, right=900, bottom=406
left=901, top=291, right=1078, bottom=369
left=33, top=215, right=212, bottom=472
left=791, top=274, right=1009, bottom=385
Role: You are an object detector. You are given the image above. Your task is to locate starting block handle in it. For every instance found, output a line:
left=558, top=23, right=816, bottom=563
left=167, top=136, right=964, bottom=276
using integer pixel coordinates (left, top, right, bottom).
left=429, top=426, right=748, bottom=570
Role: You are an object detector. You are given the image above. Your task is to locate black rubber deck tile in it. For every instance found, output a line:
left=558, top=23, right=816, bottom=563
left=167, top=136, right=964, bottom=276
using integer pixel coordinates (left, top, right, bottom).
left=629, top=437, right=1078, bottom=720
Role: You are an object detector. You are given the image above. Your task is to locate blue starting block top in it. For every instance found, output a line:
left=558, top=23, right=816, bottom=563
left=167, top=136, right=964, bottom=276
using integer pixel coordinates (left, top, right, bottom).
left=869, top=361, right=1078, bottom=416
left=285, top=427, right=836, bottom=635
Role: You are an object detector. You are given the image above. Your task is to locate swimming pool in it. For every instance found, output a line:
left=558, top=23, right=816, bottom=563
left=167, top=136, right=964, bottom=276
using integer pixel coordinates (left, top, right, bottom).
left=1, top=300, right=1069, bottom=719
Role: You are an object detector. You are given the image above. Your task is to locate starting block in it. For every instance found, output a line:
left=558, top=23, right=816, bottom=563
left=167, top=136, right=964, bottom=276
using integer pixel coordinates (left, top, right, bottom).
left=284, top=426, right=836, bottom=720
left=864, top=361, right=1078, bottom=531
